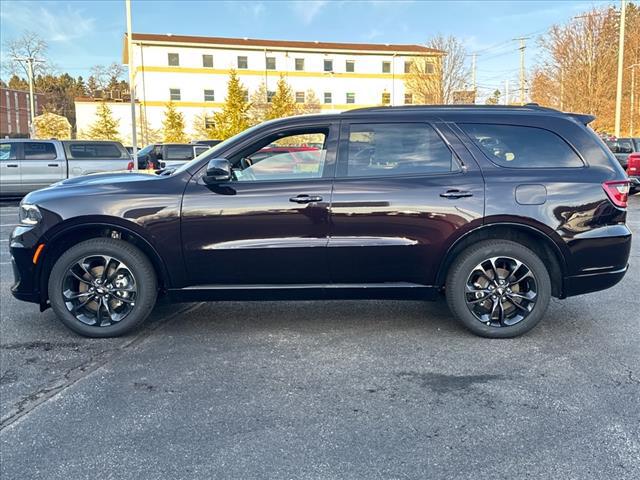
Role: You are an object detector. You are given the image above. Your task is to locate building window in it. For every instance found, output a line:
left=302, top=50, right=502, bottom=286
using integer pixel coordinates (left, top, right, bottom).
left=169, top=88, right=181, bottom=101
left=346, top=92, right=355, bottom=104
left=243, top=90, right=249, bottom=102
left=324, top=59, right=333, bottom=72
left=346, top=60, right=355, bottom=73
left=202, top=54, right=213, bottom=68
left=404, top=61, right=412, bottom=74
left=381, top=92, right=391, bottom=105
left=168, top=53, right=180, bottom=66
left=295, top=58, right=304, bottom=71
left=295, top=91, right=305, bottom=103
left=238, top=56, right=248, bottom=69
left=204, top=89, right=215, bottom=102
left=267, top=91, right=275, bottom=103
left=324, top=92, right=332, bottom=104
left=425, top=62, right=435, bottom=74
left=266, top=56, right=276, bottom=70
left=404, top=93, right=413, bottom=104
left=382, top=61, right=391, bottom=73
left=204, top=116, right=215, bottom=129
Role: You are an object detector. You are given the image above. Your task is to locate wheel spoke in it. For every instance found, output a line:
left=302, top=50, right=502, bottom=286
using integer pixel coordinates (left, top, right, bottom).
left=64, top=291, right=92, bottom=300
left=505, top=296, right=529, bottom=312
left=111, top=293, right=135, bottom=304
left=69, top=270, right=92, bottom=286
left=71, top=295, right=94, bottom=313
left=101, top=256, right=114, bottom=282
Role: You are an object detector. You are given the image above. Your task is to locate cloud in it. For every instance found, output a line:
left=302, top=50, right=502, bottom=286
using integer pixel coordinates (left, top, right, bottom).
left=0, top=1, right=96, bottom=43
left=291, top=0, right=328, bottom=25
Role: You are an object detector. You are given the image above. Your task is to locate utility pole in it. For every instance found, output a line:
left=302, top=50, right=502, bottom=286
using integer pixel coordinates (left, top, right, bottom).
left=471, top=53, right=477, bottom=93
left=504, top=79, right=509, bottom=105
left=125, top=0, right=138, bottom=170
left=614, top=0, right=627, bottom=137
left=514, top=37, right=529, bottom=105
left=12, top=56, right=43, bottom=138
left=629, top=64, right=639, bottom=136
left=560, top=68, right=564, bottom=110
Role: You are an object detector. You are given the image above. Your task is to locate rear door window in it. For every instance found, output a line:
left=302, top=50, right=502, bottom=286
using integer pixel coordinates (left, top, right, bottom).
left=460, top=124, right=584, bottom=168
left=67, top=143, right=124, bottom=159
left=0, top=143, right=17, bottom=160
left=165, top=145, right=195, bottom=160
left=23, top=142, right=57, bottom=160
left=339, top=123, right=459, bottom=178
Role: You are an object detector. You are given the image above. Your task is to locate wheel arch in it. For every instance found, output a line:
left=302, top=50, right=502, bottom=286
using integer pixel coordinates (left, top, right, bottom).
left=436, top=222, right=568, bottom=298
left=37, top=217, right=170, bottom=307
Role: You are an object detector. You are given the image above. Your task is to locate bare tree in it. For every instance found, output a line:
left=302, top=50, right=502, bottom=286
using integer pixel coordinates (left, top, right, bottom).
left=531, top=3, right=640, bottom=133
left=405, top=34, right=469, bottom=104
left=3, top=31, right=50, bottom=78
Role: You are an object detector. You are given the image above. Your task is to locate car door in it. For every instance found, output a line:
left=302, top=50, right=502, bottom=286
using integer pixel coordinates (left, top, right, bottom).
left=327, top=120, right=485, bottom=287
left=181, top=122, right=338, bottom=286
left=0, top=142, right=21, bottom=195
left=20, top=141, right=64, bottom=192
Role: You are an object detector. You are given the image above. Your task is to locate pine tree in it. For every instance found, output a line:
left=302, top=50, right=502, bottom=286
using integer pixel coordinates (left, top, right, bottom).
left=86, top=76, right=99, bottom=97
left=137, top=107, right=162, bottom=146
left=296, top=89, right=321, bottom=115
left=162, top=102, right=188, bottom=143
left=33, top=112, right=72, bottom=139
left=248, top=82, right=270, bottom=125
left=213, top=70, right=250, bottom=139
left=266, top=75, right=296, bottom=120
left=86, top=102, right=120, bottom=141
left=485, top=89, right=501, bottom=105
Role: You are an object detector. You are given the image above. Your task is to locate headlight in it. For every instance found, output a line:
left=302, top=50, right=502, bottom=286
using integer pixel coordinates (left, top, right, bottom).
left=19, top=204, right=42, bottom=225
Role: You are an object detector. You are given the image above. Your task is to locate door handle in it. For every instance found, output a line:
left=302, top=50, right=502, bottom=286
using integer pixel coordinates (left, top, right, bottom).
left=440, top=190, right=473, bottom=199
left=289, top=194, right=323, bottom=204
left=6, top=164, right=18, bottom=168
left=48, top=163, right=60, bottom=167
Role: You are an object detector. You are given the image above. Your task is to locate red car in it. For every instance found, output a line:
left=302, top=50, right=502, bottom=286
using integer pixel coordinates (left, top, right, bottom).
left=627, top=152, right=640, bottom=193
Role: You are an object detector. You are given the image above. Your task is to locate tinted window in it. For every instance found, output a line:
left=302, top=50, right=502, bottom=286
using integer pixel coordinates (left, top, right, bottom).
left=341, top=123, right=457, bottom=178
left=24, top=142, right=57, bottom=160
left=0, top=143, right=17, bottom=160
left=165, top=145, right=194, bottom=160
left=616, top=139, right=634, bottom=154
left=461, top=124, right=583, bottom=168
left=67, top=143, right=123, bottom=159
left=168, top=53, right=179, bottom=66
left=202, top=54, right=213, bottom=68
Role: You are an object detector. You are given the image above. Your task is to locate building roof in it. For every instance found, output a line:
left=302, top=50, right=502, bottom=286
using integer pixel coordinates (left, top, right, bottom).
left=126, top=33, right=443, bottom=57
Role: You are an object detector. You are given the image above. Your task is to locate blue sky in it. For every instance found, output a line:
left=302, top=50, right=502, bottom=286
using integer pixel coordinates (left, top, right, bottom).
left=0, top=0, right=614, bottom=100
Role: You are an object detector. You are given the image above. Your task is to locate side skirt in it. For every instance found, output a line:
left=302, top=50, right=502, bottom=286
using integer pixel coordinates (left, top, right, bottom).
left=167, top=283, right=440, bottom=302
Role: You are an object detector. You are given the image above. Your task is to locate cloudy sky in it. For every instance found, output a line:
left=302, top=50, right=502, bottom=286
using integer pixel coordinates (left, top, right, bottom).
left=0, top=0, right=613, bottom=100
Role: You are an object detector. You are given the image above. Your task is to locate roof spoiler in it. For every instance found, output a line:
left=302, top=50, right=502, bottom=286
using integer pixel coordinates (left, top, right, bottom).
left=567, top=113, right=596, bottom=125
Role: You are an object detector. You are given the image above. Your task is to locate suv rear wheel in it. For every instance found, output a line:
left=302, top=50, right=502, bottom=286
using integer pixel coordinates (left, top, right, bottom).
left=446, top=240, right=551, bottom=338
left=48, top=238, right=157, bottom=338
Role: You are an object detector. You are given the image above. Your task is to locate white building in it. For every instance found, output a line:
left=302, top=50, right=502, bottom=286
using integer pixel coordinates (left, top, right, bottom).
left=76, top=33, right=442, bottom=145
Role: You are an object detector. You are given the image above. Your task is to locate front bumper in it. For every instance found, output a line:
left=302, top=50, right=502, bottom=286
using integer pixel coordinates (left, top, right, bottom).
left=10, top=225, right=42, bottom=305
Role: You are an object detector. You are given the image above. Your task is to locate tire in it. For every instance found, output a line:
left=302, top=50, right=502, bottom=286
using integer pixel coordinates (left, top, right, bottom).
left=48, top=238, right=158, bottom=338
left=445, top=240, right=551, bottom=338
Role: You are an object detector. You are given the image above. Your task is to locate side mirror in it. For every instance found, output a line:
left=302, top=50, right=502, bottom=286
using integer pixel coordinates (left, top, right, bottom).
left=203, top=158, right=231, bottom=184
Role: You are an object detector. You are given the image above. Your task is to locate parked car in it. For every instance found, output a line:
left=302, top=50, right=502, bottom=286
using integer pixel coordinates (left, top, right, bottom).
left=10, top=105, right=632, bottom=339
left=604, top=137, right=640, bottom=169
left=132, top=143, right=210, bottom=170
left=1, top=139, right=131, bottom=197
left=627, top=152, right=640, bottom=193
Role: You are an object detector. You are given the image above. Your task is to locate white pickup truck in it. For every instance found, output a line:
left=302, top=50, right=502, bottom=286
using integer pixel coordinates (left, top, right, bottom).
left=0, top=139, right=131, bottom=197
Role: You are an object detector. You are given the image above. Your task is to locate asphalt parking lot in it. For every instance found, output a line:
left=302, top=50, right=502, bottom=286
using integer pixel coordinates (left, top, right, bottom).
left=1, top=196, right=639, bottom=479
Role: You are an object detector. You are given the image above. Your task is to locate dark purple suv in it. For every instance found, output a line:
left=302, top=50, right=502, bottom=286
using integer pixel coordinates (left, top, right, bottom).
left=9, top=105, right=632, bottom=338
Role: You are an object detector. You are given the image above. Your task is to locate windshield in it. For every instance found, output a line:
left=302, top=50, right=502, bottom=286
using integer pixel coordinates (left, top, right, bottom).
left=136, top=144, right=155, bottom=156
left=171, top=124, right=266, bottom=175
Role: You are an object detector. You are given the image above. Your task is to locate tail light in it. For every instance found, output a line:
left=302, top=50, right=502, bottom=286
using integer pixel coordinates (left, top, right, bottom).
left=602, top=180, right=630, bottom=208
left=627, top=152, right=640, bottom=175
left=127, top=161, right=134, bottom=171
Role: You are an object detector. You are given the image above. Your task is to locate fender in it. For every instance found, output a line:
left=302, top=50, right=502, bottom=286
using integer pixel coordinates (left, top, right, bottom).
left=435, top=220, right=569, bottom=287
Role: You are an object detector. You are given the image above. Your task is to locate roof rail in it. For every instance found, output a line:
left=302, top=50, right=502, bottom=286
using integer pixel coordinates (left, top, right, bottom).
left=345, top=104, right=563, bottom=114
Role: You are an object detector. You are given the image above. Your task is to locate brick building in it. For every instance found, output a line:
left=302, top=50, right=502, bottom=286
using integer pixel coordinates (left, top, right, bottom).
left=0, top=87, right=46, bottom=138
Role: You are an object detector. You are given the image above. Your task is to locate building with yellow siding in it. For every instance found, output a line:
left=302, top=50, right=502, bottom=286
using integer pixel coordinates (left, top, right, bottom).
left=75, top=33, right=443, bottom=144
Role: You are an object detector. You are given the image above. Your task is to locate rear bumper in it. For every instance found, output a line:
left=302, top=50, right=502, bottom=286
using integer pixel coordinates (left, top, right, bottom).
left=563, top=264, right=628, bottom=297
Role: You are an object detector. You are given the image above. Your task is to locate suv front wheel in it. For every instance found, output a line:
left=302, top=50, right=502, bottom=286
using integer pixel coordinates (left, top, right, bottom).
left=48, top=238, right=158, bottom=337
left=446, top=240, right=551, bottom=338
